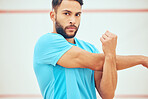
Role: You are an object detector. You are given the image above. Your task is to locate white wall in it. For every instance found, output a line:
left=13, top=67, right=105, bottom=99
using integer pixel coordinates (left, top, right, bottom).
left=0, top=0, right=148, bottom=98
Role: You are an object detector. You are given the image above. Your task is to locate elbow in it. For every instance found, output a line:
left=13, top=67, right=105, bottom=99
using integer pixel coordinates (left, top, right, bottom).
left=108, top=93, right=115, bottom=99
left=92, top=64, right=103, bottom=71
left=100, top=90, right=115, bottom=99
left=101, top=93, right=115, bottom=99
left=92, top=54, right=104, bottom=71
left=93, top=66, right=101, bottom=71
left=81, top=61, right=102, bottom=71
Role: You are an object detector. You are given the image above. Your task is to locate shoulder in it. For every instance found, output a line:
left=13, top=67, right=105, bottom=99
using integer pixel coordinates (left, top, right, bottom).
left=75, top=38, right=100, bottom=53
left=35, top=33, right=69, bottom=47
left=37, top=33, right=66, bottom=43
left=34, top=33, right=72, bottom=52
left=76, top=38, right=94, bottom=47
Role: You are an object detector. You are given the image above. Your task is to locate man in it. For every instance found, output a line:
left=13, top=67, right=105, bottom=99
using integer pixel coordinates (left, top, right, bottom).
left=33, top=0, right=148, bottom=99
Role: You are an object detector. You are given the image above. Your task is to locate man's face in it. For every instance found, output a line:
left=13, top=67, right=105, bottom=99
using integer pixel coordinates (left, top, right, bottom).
left=54, top=0, right=82, bottom=38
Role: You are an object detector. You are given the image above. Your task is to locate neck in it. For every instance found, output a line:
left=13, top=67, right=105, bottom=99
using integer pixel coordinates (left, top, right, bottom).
left=66, top=38, right=75, bottom=44
left=51, top=32, right=75, bottom=44
left=52, top=26, right=75, bottom=44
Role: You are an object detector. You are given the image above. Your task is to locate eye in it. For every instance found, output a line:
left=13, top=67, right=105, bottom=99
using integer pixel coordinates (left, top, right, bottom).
left=64, top=13, right=70, bottom=15
left=76, top=13, right=81, bottom=17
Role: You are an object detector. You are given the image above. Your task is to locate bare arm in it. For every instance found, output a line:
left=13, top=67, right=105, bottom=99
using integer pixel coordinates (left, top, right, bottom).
left=94, top=31, right=148, bottom=98
left=95, top=31, right=117, bottom=99
left=94, top=54, right=148, bottom=99
left=57, top=30, right=148, bottom=71
left=97, top=55, right=117, bottom=99
left=116, top=55, right=148, bottom=70
left=94, top=55, right=147, bottom=98
left=57, top=44, right=148, bottom=71
left=97, top=54, right=148, bottom=71
left=57, top=46, right=104, bottom=71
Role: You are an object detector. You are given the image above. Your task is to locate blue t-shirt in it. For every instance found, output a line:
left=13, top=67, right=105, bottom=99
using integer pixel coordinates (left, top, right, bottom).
left=33, top=33, right=100, bottom=99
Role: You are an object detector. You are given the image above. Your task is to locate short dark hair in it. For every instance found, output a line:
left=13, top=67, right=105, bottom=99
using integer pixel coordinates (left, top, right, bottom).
left=52, top=0, right=83, bottom=12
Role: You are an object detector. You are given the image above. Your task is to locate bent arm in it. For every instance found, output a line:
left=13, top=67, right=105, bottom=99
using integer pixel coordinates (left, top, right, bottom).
left=94, top=54, right=148, bottom=98
left=97, top=54, right=147, bottom=71
left=57, top=46, right=147, bottom=71
left=116, top=55, right=147, bottom=70
left=96, top=55, right=117, bottom=99
left=57, top=46, right=104, bottom=71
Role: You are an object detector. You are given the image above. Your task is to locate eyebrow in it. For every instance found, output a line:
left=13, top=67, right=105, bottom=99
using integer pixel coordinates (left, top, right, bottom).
left=62, top=10, right=82, bottom=14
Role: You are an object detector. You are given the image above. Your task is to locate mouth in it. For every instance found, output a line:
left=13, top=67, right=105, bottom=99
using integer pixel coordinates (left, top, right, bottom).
left=66, top=26, right=77, bottom=32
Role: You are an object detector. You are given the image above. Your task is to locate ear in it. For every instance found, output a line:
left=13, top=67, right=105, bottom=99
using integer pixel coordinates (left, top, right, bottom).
left=50, top=11, right=56, bottom=22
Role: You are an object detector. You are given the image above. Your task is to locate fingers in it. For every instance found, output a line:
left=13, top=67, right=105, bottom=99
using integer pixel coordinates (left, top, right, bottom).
left=105, top=30, right=115, bottom=37
left=102, top=34, right=108, bottom=40
left=100, top=32, right=108, bottom=43
left=105, top=30, right=117, bottom=39
left=100, top=30, right=113, bottom=41
left=105, top=30, right=112, bottom=36
left=100, top=33, right=108, bottom=42
left=100, top=37, right=104, bottom=43
left=100, top=30, right=117, bottom=44
left=100, top=30, right=118, bottom=55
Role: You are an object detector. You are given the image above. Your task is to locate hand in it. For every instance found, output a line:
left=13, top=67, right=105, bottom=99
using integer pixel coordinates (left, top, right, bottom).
left=100, top=31, right=117, bottom=56
left=141, top=56, right=148, bottom=69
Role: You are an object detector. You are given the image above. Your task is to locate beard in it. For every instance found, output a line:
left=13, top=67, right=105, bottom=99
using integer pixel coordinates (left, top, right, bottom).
left=55, top=19, right=79, bottom=39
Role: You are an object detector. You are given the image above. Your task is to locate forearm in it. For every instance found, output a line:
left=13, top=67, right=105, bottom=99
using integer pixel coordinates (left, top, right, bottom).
left=57, top=45, right=146, bottom=71
left=98, top=54, right=117, bottom=99
left=97, top=54, right=145, bottom=71
left=116, top=55, right=144, bottom=70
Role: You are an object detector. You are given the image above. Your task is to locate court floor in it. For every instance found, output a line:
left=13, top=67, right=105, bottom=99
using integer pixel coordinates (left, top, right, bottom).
left=0, top=98, right=148, bottom=99
left=0, top=96, right=147, bottom=99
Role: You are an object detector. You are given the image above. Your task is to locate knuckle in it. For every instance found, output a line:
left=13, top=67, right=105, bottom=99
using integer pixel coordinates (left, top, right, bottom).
left=100, top=38, right=102, bottom=41
left=115, top=35, right=117, bottom=39
left=115, top=35, right=118, bottom=39
left=103, top=40, right=107, bottom=43
left=113, top=34, right=117, bottom=38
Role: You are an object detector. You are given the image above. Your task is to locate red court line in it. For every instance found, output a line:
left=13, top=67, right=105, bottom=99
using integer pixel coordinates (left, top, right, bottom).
left=0, top=9, right=148, bottom=13
left=0, top=94, right=42, bottom=98
left=83, top=9, right=148, bottom=13
left=0, top=10, right=50, bottom=13
left=0, top=94, right=148, bottom=98
left=115, top=95, right=148, bottom=98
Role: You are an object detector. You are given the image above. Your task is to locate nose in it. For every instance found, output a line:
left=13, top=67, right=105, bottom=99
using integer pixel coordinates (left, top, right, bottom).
left=69, top=16, right=76, bottom=25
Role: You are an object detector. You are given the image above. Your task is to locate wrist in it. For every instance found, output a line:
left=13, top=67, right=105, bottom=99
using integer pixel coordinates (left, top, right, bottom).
left=105, top=54, right=117, bottom=68
left=105, top=52, right=116, bottom=57
left=140, top=55, right=146, bottom=66
left=105, top=53, right=116, bottom=61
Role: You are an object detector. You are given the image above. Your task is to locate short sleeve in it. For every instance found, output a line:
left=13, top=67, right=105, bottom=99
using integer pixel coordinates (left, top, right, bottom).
left=93, top=46, right=100, bottom=54
left=33, top=33, right=73, bottom=66
left=90, top=44, right=100, bottom=54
